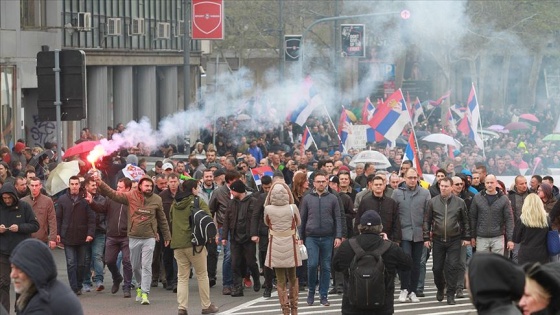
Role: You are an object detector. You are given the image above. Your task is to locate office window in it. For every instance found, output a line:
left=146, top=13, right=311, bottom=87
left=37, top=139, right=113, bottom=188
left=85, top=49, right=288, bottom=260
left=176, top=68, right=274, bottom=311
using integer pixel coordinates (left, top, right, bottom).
left=20, top=0, right=46, bottom=29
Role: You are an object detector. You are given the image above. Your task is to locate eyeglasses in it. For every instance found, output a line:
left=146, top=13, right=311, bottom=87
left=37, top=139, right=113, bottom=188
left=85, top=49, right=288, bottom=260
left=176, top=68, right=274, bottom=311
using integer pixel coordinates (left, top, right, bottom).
left=314, top=180, right=326, bottom=184
left=454, top=183, right=464, bottom=186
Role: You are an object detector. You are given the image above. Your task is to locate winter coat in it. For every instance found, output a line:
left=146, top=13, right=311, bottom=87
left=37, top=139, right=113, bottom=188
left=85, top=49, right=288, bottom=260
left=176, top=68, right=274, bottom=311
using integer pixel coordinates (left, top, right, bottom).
left=508, top=188, right=529, bottom=221
left=97, top=177, right=171, bottom=241
left=332, top=233, right=412, bottom=315
left=253, top=190, right=270, bottom=252
left=391, top=184, right=431, bottom=242
left=264, top=183, right=302, bottom=268
left=512, top=218, right=549, bottom=265
left=222, top=193, right=258, bottom=244
left=470, top=189, right=514, bottom=241
left=21, top=193, right=57, bottom=243
left=424, top=194, right=471, bottom=242
left=208, top=184, right=230, bottom=226
left=355, top=193, right=401, bottom=242
left=299, top=189, right=342, bottom=239
left=10, top=239, right=83, bottom=315
left=468, top=253, right=524, bottom=315
left=55, top=189, right=95, bottom=246
left=90, top=196, right=129, bottom=238
left=0, top=184, right=39, bottom=256
left=170, top=192, right=211, bottom=250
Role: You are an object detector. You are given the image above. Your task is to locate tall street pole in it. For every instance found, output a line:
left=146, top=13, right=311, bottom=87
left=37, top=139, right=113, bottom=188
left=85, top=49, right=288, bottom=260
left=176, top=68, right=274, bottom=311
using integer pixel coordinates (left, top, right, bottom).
left=184, top=0, right=191, bottom=111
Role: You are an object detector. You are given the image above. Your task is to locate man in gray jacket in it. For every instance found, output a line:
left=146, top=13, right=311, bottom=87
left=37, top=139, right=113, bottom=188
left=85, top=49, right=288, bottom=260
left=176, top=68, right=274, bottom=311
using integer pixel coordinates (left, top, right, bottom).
left=423, top=177, right=471, bottom=305
left=392, top=168, right=431, bottom=303
left=470, top=174, right=514, bottom=255
left=299, top=170, right=342, bottom=307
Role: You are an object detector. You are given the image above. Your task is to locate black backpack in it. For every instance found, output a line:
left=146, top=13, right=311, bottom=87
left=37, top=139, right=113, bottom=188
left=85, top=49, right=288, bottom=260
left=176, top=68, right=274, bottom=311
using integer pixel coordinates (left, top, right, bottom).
left=189, top=196, right=217, bottom=254
left=347, top=238, right=392, bottom=309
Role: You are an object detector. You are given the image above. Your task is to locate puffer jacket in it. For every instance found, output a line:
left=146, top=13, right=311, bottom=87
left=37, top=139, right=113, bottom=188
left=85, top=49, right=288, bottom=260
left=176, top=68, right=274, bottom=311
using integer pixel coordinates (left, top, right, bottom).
left=424, top=194, right=471, bottom=242
left=470, top=189, right=514, bottom=241
left=299, top=189, right=342, bottom=239
left=170, top=192, right=211, bottom=250
left=0, top=184, right=39, bottom=255
left=97, top=177, right=171, bottom=241
left=391, top=184, right=431, bottom=242
left=264, top=182, right=302, bottom=268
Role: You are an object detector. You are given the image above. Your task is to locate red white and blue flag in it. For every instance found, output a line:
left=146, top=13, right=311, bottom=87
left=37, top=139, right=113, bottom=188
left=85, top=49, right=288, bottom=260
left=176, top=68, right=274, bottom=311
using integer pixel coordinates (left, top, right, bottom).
left=338, top=108, right=353, bottom=152
left=411, top=97, right=424, bottom=126
left=288, top=77, right=321, bottom=126
left=251, top=166, right=275, bottom=186
left=361, top=97, right=375, bottom=124
left=301, top=126, right=315, bottom=150
left=428, top=90, right=451, bottom=107
left=457, top=84, right=484, bottom=150
left=403, top=131, right=423, bottom=178
left=367, top=89, right=410, bottom=143
left=446, top=108, right=458, bottom=135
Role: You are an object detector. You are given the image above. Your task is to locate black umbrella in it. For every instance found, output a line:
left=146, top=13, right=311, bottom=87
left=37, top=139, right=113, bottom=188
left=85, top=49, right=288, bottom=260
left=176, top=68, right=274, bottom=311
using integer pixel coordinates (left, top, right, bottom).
left=27, top=150, right=54, bottom=168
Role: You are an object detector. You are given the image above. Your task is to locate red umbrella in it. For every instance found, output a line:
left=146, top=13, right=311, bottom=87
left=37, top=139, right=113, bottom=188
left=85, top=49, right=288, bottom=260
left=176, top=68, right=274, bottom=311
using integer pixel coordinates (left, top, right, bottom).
left=504, top=122, right=531, bottom=131
left=519, top=113, right=539, bottom=123
left=63, top=140, right=100, bottom=159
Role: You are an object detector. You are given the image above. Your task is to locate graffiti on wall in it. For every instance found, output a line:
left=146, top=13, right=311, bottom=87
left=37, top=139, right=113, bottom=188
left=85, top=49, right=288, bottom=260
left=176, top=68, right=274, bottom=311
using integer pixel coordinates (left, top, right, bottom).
left=29, top=114, right=56, bottom=148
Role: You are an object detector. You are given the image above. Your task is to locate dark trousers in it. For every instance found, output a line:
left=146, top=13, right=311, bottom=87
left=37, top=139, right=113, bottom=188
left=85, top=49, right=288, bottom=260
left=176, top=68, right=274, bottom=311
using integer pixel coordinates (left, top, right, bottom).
left=0, top=254, right=11, bottom=313
left=151, top=236, right=163, bottom=283
left=162, top=244, right=177, bottom=287
left=105, top=236, right=132, bottom=290
left=432, top=237, right=462, bottom=295
left=331, top=246, right=344, bottom=290
left=398, top=240, right=424, bottom=294
left=65, top=244, right=88, bottom=292
left=230, top=240, right=260, bottom=289
left=206, top=241, right=218, bottom=282
left=259, top=250, right=274, bottom=289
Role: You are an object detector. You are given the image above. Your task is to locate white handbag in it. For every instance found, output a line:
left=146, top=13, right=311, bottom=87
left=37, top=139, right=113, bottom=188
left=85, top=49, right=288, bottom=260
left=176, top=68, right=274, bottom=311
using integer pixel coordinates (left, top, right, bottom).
left=290, top=205, right=308, bottom=260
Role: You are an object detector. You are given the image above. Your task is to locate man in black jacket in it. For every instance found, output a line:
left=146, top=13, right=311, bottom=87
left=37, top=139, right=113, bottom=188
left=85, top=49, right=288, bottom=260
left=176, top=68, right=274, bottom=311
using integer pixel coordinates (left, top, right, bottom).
left=56, top=176, right=96, bottom=295
left=221, top=180, right=261, bottom=297
left=0, top=183, right=39, bottom=313
left=333, top=211, right=412, bottom=315
left=251, top=175, right=274, bottom=298
left=423, top=177, right=471, bottom=305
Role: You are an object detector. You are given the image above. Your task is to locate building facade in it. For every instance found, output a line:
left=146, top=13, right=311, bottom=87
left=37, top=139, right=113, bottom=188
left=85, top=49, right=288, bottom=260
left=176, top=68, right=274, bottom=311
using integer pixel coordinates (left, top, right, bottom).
left=1, top=0, right=203, bottom=149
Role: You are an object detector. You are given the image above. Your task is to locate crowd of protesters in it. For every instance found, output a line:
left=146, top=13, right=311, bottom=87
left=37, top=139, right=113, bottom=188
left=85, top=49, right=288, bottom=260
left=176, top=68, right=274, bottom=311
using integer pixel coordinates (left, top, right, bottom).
left=2, top=104, right=560, bottom=314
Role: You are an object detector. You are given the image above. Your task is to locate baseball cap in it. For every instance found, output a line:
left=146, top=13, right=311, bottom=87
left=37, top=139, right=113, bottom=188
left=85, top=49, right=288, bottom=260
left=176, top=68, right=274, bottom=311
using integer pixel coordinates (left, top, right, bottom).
left=360, top=210, right=382, bottom=226
left=162, top=162, right=173, bottom=170
left=229, top=180, right=246, bottom=193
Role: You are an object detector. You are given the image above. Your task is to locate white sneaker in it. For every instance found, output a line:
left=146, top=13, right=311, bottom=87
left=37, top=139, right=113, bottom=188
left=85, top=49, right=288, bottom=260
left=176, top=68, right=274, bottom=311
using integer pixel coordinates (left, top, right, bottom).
left=408, top=292, right=420, bottom=303
left=398, top=289, right=409, bottom=303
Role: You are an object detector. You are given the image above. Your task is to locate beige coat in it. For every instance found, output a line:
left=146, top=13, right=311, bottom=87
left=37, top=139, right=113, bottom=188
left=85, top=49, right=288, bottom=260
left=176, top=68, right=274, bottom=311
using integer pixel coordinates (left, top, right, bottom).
left=264, top=182, right=302, bottom=268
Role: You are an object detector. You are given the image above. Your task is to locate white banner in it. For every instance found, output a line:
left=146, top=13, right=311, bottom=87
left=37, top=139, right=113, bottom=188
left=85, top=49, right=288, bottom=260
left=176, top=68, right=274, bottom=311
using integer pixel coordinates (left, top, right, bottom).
left=346, top=124, right=369, bottom=150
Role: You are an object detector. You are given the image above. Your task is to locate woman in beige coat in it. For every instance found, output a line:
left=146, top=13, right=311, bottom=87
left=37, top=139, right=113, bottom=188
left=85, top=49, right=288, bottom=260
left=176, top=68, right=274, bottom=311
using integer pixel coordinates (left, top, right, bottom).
left=264, top=182, right=302, bottom=315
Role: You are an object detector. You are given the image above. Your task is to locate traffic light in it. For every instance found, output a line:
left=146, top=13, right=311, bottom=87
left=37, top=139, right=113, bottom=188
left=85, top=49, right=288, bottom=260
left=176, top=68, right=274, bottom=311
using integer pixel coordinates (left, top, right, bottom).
left=36, top=50, right=87, bottom=121
left=285, top=35, right=302, bottom=61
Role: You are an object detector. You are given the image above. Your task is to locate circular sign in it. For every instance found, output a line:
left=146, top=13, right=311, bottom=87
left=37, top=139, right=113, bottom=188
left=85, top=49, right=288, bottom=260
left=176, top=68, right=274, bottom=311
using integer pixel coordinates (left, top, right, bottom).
left=401, top=10, right=411, bottom=20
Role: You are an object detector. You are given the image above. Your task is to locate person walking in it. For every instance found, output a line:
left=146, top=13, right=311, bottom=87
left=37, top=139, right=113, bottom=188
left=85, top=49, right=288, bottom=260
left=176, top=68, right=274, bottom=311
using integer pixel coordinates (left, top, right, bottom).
left=512, top=193, right=550, bottom=265
left=423, top=177, right=471, bottom=305
left=299, top=170, right=342, bottom=307
left=10, top=238, right=83, bottom=314
left=171, top=179, right=219, bottom=315
left=263, top=182, right=302, bottom=315
left=333, top=210, right=412, bottom=315
left=56, top=176, right=96, bottom=296
left=21, top=177, right=57, bottom=249
left=95, top=174, right=171, bottom=305
left=0, top=183, right=39, bottom=313
left=391, top=168, right=431, bottom=303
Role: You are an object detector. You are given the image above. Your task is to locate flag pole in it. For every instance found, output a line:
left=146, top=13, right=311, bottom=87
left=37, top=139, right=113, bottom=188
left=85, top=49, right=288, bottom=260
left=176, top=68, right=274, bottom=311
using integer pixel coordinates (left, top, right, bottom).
left=307, top=126, right=319, bottom=150
left=323, top=105, right=347, bottom=153
left=472, top=82, right=486, bottom=158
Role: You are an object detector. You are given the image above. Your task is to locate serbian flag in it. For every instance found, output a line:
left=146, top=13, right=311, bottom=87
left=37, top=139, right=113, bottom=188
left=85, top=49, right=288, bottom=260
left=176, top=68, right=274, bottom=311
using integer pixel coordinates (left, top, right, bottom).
left=428, top=90, right=451, bottom=107
left=458, top=84, right=484, bottom=150
left=403, top=131, right=422, bottom=178
left=301, top=126, right=315, bottom=150
left=367, top=89, right=410, bottom=143
left=447, top=108, right=458, bottom=135
left=287, top=77, right=322, bottom=126
left=411, top=97, right=424, bottom=125
left=339, top=109, right=352, bottom=152
left=251, top=166, right=274, bottom=186
left=361, top=97, right=375, bottom=124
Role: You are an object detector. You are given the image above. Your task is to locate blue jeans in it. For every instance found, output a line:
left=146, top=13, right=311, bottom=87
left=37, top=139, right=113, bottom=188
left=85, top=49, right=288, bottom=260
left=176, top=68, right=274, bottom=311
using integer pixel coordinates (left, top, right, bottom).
left=218, top=227, right=232, bottom=287
left=398, top=240, right=423, bottom=294
left=417, top=246, right=429, bottom=292
left=65, top=244, right=88, bottom=291
left=91, top=232, right=106, bottom=283
left=306, top=236, right=333, bottom=297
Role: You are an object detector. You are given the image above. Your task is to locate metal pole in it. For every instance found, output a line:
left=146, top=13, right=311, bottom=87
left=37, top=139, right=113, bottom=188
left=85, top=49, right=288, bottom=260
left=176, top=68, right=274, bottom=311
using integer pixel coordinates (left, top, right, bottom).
left=279, top=0, right=285, bottom=143
left=212, top=54, right=219, bottom=148
left=54, top=50, right=63, bottom=163
left=184, top=0, right=191, bottom=110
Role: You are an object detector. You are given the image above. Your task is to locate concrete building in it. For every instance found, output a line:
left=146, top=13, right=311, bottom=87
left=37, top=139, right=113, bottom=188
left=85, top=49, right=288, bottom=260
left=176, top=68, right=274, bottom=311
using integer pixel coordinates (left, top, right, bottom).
left=1, top=0, right=203, bottom=150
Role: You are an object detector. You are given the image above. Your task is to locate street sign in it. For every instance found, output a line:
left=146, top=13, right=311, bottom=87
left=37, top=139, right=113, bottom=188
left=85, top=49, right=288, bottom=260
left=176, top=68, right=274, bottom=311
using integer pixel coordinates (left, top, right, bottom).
left=285, top=35, right=302, bottom=61
left=36, top=50, right=87, bottom=121
left=192, top=0, right=224, bottom=39
left=341, top=24, right=365, bottom=57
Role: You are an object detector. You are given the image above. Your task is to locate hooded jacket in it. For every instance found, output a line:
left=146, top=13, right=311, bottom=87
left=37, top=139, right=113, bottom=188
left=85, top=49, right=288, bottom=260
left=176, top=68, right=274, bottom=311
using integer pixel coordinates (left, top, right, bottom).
left=470, top=189, right=514, bottom=240
left=10, top=238, right=83, bottom=314
left=523, top=262, right=560, bottom=315
left=299, top=189, right=342, bottom=239
left=222, top=193, right=258, bottom=243
left=468, top=253, right=524, bottom=315
left=0, top=184, right=39, bottom=256
left=170, top=191, right=210, bottom=249
left=97, top=176, right=171, bottom=241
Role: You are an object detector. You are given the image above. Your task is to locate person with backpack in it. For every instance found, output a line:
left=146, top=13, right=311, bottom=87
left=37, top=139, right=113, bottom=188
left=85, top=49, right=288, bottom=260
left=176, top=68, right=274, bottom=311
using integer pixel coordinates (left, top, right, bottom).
left=333, top=210, right=412, bottom=315
left=170, top=179, right=219, bottom=315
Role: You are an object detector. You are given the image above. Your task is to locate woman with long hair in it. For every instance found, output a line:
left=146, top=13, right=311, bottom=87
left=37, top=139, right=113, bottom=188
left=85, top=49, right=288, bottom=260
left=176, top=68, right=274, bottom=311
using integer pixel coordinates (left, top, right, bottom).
left=264, top=182, right=302, bottom=315
left=538, top=183, right=557, bottom=214
left=291, top=172, right=309, bottom=207
left=512, top=193, right=550, bottom=265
